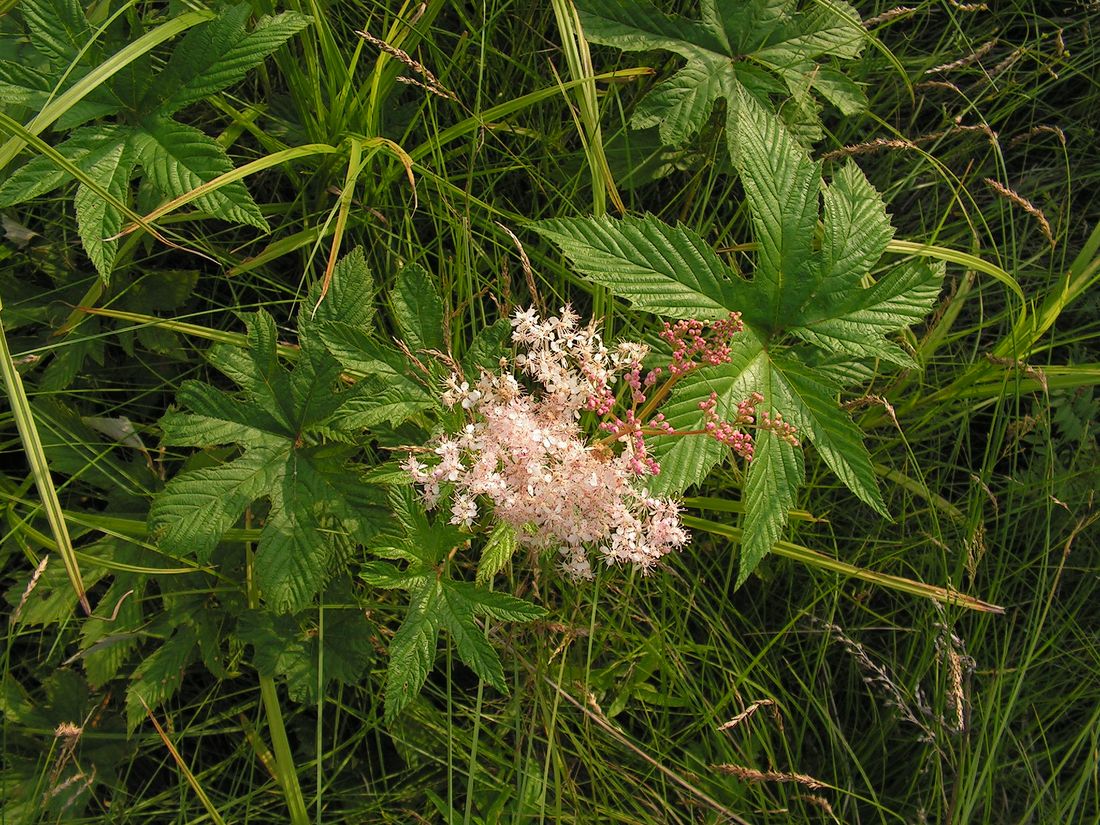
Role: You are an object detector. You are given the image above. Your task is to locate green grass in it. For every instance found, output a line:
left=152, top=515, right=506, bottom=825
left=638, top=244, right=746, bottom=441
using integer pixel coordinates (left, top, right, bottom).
left=2, top=0, right=1098, bottom=822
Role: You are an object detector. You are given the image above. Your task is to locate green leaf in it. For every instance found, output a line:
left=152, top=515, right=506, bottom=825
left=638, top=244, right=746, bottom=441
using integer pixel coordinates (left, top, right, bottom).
left=125, top=625, right=197, bottom=732
left=317, top=322, right=437, bottom=419
left=739, top=427, right=804, bottom=586
left=161, top=380, right=285, bottom=446
left=576, top=0, right=866, bottom=149
left=133, top=118, right=268, bottom=230
left=769, top=355, right=887, bottom=515
left=532, top=214, right=743, bottom=319
left=384, top=579, right=443, bottom=723
left=732, top=88, right=820, bottom=328
left=440, top=585, right=506, bottom=691
left=74, top=141, right=136, bottom=281
left=447, top=582, right=547, bottom=624
left=146, top=8, right=311, bottom=117
left=792, top=260, right=945, bottom=367
left=338, top=377, right=436, bottom=429
left=362, top=561, right=419, bottom=589
left=150, top=442, right=287, bottom=561
left=462, top=318, right=512, bottom=376
left=20, top=0, right=91, bottom=64
left=820, top=161, right=894, bottom=287
left=476, top=522, right=518, bottom=585
left=302, top=247, right=375, bottom=331
left=0, top=125, right=129, bottom=207
left=392, top=263, right=445, bottom=353
left=255, top=457, right=338, bottom=613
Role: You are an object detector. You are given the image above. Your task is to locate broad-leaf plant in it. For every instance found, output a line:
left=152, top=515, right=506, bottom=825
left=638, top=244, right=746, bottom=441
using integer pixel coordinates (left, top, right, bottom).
left=534, top=90, right=944, bottom=583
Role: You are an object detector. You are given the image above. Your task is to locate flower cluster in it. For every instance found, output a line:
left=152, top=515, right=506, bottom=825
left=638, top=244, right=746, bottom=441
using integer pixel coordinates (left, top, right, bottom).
left=403, top=306, right=794, bottom=578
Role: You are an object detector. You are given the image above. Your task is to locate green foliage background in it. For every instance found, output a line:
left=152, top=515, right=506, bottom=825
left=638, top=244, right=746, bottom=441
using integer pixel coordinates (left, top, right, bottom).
left=0, top=0, right=1097, bottom=823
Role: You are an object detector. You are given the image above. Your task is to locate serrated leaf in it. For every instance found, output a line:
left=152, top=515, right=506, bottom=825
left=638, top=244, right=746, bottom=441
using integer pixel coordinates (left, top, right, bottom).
left=820, top=161, right=894, bottom=288
left=792, top=260, right=944, bottom=366
left=74, top=141, right=136, bottom=281
left=362, top=561, right=419, bottom=589
left=147, top=7, right=311, bottom=117
left=392, top=263, right=445, bottom=353
left=732, top=88, right=820, bottom=328
left=0, top=125, right=129, bottom=207
left=125, top=625, right=197, bottom=731
left=151, top=442, right=287, bottom=560
left=302, top=247, right=375, bottom=331
left=576, top=0, right=865, bottom=149
left=769, top=355, right=887, bottom=514
left=338, top=378, right=436, bottom=429
left=20, top=0, right=91, bottom=64
left=739, top=427, right=804, bottom=585
left=447, top=581, right=547, bottom=623
left=440, top=585, right=506, bottom=691
left=162, top=381, right=285, bottom=446
left=384, top=579, right=443, bottom=723
left=319, top=322, right=430, bottom=383
left=255, top=457, right=337, bottom=613
left=476, top=522, right=518, bottom=584
left=133, top=119, right=268, bottom=230
left=532, top=215, right=743, bottom=319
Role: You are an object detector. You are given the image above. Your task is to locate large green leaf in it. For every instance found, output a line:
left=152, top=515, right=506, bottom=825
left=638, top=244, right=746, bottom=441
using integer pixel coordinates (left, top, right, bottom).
left=384, top=579, right=442, bottom=722
left=739, top=426, right=804, bottom=585
left=576, top=0, right=866, bottom=148
left=532, top=214, right=744, bottom=319
left=768, top=354, right=887, bottom=515
left=0, top=125, right=129, bottom=207
left=74, top=141, right=137, bottom=281
left=145, top=6, right=310, bottom=117
left=440, top=586, right=506, bottom=691
left=150, top=257, right=387, bottom=609
left=256, top=457, right=339, bottom=613
left=150, top=442, right=287, bottom=561
left=732, top=88, right=820, bottom=329
left=535, top=116, right=947, bottom=582
left=125, top=624, right=197, bottom=731
left=134, top=118, right=268, bottom=230
left=20, top=0, right=91, bottom=64
left=392, top=263, right=445, bottom=353
left=791, top=260, right=945, bottom=367
left=820, top=160, right=894, bottom=286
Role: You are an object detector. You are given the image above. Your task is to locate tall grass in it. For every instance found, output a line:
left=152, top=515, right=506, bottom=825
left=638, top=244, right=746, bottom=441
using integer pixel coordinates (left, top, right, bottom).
left=1, top=0, right=1097, bottom=822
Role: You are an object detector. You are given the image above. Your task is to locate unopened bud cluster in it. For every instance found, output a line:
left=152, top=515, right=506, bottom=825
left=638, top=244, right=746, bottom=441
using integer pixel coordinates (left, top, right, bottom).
left=404, top=306, right=796, bottom=577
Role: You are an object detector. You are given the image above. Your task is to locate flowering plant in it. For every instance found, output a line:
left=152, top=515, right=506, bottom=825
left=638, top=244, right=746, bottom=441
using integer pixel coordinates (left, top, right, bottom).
left=404, top=304, right=794, bottom=579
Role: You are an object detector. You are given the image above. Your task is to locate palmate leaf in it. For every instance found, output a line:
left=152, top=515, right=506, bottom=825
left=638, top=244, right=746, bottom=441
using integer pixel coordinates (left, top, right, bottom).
left=536, top=114, right=943, bottom=582
left=576, top=0, right=866, bottom=149
left=151, top=268, right=388, bottom=611
left=371, top=493, right=546, bottom=722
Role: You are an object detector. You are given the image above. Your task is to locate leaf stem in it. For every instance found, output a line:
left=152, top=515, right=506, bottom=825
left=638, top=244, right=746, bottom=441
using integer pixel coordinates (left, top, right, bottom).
left=246, top=543, right=310, bottom=825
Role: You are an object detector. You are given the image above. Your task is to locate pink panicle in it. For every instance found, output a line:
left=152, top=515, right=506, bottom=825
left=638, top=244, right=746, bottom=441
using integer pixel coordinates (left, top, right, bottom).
left=404, top=306, right=787, bottom=579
